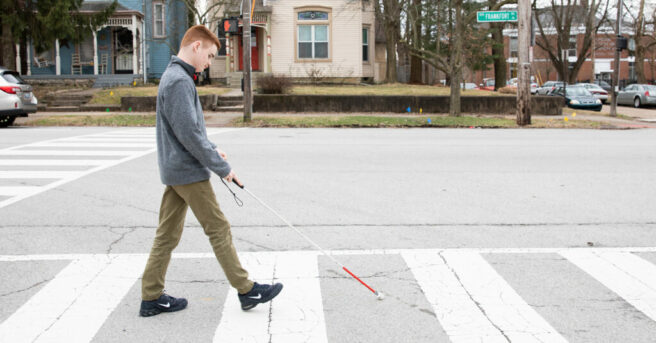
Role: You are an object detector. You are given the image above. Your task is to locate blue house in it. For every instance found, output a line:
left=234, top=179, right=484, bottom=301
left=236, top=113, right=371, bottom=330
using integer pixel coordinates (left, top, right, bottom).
left=20, top=0, right=188, bottom=85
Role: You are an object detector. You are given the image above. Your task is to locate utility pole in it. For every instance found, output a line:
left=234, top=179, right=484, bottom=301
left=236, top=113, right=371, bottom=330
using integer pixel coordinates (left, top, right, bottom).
left=610, top=0, right=622, bottom=117
left=562, top=49, right=568, bottom=105
left=242, top=0, right=252, bottom=122
left=517, top=0, right=531, bottom=125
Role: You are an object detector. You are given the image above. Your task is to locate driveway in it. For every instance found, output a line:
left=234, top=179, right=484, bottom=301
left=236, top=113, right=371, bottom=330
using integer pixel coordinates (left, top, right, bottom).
left=601, top=104, right=656, bottom=120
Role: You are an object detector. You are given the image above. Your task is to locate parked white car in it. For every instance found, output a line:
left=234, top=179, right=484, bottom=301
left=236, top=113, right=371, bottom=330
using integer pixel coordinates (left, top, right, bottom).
left=0, top=66, right=37, bottom=127
left=577, top=83, right=609, bottom=103
left=536, top=81, right=564, bottom=95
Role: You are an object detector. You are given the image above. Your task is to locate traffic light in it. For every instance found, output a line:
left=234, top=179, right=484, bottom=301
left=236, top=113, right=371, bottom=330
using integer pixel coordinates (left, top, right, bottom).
left=616, top=36, right=628, bottom=51
left=222, top=18, right=239, bottom=34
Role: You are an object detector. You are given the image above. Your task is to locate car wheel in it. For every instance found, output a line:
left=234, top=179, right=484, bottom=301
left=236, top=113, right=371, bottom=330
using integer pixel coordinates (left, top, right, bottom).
left=634, top=97, right=641, bottom=108
left=0, top=115, right=15, bottom=128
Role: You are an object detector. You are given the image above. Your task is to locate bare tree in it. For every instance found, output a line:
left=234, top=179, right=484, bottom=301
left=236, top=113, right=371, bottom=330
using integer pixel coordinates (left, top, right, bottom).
left=487, top=0, right=518, bottom=90
left=181, top=0, right=241, bottom=26
left=625, top=0, right=656, bottom=83
left=376, top=0, right=401, bottom=83
left=533, top=0, right=610, bottom=83
left=408, top=0, right=424, bottom=84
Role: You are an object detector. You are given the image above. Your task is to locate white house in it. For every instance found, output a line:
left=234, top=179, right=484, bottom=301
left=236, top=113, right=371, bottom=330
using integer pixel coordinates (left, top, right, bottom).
left=208, top=0, right=385, bottom=86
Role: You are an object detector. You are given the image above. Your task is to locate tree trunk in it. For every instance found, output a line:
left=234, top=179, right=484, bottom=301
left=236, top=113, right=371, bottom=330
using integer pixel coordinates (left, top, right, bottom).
left=635, top=0, right=646, bottom=83
left=491, top=23, right=506, bottom=90
left=449, top=68, right=461, bottom=116
left=385, top=26, right=397, bottom=83
left=636, top=45, right=646, bottom=84
left=383, top=0, right=399, bottom=83
left=1, top=21, right=15, bottom=70
left=409, top=0, right=423, bottom=84
left=449, top=0, right=463, bottom=117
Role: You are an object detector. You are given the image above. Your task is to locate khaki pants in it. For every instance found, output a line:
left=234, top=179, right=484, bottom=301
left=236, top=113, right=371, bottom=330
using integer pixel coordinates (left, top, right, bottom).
left=142, top=180, right=254, bottom=300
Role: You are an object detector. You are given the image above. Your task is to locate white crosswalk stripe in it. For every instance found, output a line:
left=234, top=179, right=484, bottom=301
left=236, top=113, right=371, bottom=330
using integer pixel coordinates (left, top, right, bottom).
left=561, top=250, right=656, bottom=322
left=403, top=251, right=567, bottom=342
left=1, top=248, right=656, bottom=342
left=0, top=255, right=146, bottom=343
left=0, top=128, right=241, bottom=209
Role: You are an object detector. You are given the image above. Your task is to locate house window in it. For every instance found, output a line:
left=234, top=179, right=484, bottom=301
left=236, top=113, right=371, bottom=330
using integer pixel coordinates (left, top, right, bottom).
left=509, top=62, right=517, bottom=78
left=80, top=35, right=94, bottom=61
left=153, top=2, right=166, bottom=38
left=296, top=9, right=330, bottom=60
left=298, top=25, right=328, bottom=59
left=298, top=11, right=328, bottom=20
left=362, top=28, right=369, bottom=62
left=568, top=37, right=576, bottom=58
left=510, top=37, right=518, bottom=58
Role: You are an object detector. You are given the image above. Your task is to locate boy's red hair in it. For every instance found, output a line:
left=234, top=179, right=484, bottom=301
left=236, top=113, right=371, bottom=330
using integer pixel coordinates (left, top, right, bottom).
left=180, top=25, right=221, bottom=50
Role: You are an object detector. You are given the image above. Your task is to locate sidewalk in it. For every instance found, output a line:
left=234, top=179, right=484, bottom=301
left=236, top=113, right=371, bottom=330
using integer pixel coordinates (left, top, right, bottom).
left=14, top=110, right=656, bottom=129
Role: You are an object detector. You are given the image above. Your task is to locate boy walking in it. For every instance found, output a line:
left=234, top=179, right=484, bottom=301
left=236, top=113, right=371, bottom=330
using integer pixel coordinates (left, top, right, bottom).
left=139, top=25, right=282, bottom=317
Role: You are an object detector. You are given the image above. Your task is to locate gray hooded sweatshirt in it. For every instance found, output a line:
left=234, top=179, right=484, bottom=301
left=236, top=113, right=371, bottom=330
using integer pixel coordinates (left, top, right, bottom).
left=156, top=56, right=231, bottom=185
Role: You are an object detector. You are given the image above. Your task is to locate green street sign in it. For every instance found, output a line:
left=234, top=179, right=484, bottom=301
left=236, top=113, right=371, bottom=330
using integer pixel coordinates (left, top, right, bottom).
left=477, top=11, right=518, bottom=22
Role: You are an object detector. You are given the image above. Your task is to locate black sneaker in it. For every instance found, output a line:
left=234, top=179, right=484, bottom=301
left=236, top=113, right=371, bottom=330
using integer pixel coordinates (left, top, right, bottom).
left=140, top=293, right=188, bottom=317
left=238, top=282, right=283, bottom=311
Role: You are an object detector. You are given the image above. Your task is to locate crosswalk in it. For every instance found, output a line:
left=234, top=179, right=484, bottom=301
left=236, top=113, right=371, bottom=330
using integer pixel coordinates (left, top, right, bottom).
left=0, top=128, right=238, bottom=209
left=1, top=247, right=656, bottom=342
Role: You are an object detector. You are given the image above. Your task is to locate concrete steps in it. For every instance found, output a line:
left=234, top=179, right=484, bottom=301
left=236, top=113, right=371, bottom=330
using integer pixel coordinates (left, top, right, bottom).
left=215, top=95, right=243, bottom=112
left=93, top=75, right=140, bottom=88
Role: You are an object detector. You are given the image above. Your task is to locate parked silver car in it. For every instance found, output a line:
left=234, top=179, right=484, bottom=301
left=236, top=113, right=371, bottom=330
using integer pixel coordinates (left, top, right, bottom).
left=577, top=83, right=609, bottom=103
left=616, top=84, right=656, bottom=108
left=0, top=66, right=37, bottom=127
left=536, top=81, right=564, bottom=95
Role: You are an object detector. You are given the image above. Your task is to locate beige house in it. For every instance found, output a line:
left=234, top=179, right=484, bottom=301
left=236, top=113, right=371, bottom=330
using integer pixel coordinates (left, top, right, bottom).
left=208, top=0, right=384, bottom=86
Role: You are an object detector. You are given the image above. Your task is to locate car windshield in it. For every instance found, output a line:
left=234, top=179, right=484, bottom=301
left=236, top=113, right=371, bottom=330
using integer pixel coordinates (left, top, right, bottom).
left=567, top=87, right=592, bottom=97
left=644, top=85, right=656, bottom=92
left=2, top=72, right=26, bottom=84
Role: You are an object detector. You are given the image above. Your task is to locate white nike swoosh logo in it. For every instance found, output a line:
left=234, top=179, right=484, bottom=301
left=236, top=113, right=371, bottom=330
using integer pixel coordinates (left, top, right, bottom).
left=158, top=302, right=171, bottom=308
left=248, top=294, right=262, bottom=300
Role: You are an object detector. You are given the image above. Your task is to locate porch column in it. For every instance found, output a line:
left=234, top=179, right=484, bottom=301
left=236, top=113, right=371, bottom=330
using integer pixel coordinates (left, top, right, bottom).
left=15, top=44, right=21, bottom=74
left=266, top=16, right=272, bottom=73
left=225, top=33, right=231, bottom=73
left=139, top=19, right=144, bottom=75
left=266, top=34, right=271, bottom=73
left=55, top=39, right=61, bottom=75
left=132, top=14, right=137, bottom=75
left=142, top=19, right=146, bottom=80
left=93, top=30, right=98, bottom=75
left=26, top=39, right=32, bottom=75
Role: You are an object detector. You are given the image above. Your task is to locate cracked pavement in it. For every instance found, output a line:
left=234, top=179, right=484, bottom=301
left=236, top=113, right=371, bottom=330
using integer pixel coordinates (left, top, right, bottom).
left=1, top=127, right=656, bottom=342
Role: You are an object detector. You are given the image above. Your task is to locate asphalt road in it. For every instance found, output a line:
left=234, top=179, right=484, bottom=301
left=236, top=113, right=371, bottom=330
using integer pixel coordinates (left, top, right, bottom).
left=1, top=127, right=656, bottom=342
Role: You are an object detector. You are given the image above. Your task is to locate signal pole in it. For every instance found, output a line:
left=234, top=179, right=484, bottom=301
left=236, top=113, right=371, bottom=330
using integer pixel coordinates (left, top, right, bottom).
left=242, top=0, right=252, bottom=121
left=610, top=0, right=622, bottom=117
left=517, top=0, right=531, bottom=125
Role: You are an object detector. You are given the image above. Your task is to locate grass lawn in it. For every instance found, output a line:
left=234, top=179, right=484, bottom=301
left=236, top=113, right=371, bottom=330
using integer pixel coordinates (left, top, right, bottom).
left=89, top=86, right=230, bottom=105
left=19, top=114, right=609, bottom=129
left=290, top=83, right=508, bottom=96
left=230, top=115, right=605, bottom=129
left=561, top=107, right=634, bottom=120
left=20, top=115, right=156, bottom=127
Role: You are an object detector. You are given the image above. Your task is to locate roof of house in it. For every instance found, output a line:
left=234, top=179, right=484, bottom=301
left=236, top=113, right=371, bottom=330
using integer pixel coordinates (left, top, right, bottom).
left=225, top=0, right=273, bottom=14
left=79, top=1, right=143, bottom=16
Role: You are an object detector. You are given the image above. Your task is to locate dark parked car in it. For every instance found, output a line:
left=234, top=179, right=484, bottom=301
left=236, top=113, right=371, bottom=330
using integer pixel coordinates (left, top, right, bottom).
left=0, top=66, right=37, bottom=127
left=550, top=85, right=603, bottom=111
left=616, top=84, right=656, bottom=108
left=593, top=79, right=612, bottom=93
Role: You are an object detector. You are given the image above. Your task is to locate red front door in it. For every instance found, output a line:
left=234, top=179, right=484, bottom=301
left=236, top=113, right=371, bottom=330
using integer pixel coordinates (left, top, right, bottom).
left=238, top=27, right=259, bottom=71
